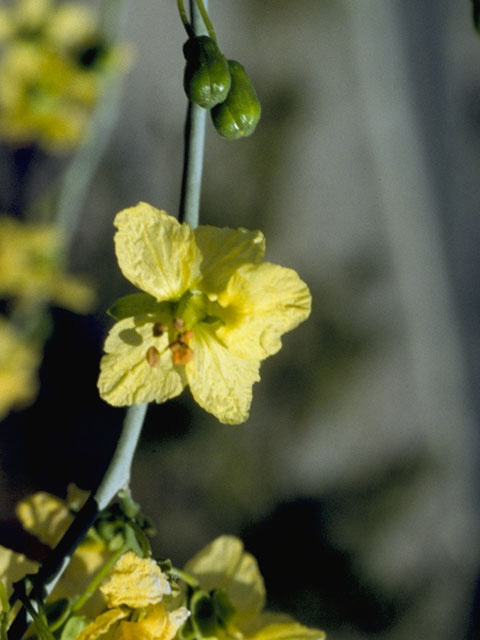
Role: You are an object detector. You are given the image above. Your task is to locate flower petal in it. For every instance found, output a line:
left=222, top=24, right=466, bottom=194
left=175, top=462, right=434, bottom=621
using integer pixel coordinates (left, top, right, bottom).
left=0, top=545, right=38, bottom=596
left=100, top=551, right=170, bottom=608
left=114, top=204, right=202, bottom=301
left=16, top=491, right=72, bottom=547
left=185, top=536, right=265, bottom=625
left=247, top=622, right=326, bottom=640
left=186, top=324, right=260, bottom=424
left=115, top=604, right=189, bottom=640
left=194, top=225, right=265, bottom=297
left=77, top=608, right=127, bottom=640
left=98, top=316, right=186, bottom=406
left=216, top=263, right=311, bottom=361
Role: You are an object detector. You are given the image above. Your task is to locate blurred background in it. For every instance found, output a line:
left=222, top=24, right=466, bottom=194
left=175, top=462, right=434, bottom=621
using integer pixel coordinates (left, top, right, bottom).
left=1, top=1, right=480, bottom=639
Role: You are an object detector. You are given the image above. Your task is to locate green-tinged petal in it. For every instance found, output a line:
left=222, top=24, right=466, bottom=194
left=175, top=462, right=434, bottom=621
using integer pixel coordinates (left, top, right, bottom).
left=0, top=545, right=38, bottom=596
left=115, top=604, right=189, bottom=640
left=98, top=316, right=186, bottom=406
left=77, top=608, right=127, bottom=640
left=114, top=204, right=202, bottom=302
left=100, top=551, right=170, bottom=608
left=194, top=225, right=265, bottom=297
left=247, top=622, right=326, bottom=640
left=16, top=491, right=73, bottom=547
left=216, top=263, right=311, bottom=361
left=186, top=325, right=260, bottom=424
left=108, top=294, right=167, bottom=321
left=185, top=536, right=265, bottom=624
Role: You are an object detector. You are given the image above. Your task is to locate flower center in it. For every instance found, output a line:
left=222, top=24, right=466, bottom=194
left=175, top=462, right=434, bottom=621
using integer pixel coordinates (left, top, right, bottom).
left=146, top=292, right=211, bottom=368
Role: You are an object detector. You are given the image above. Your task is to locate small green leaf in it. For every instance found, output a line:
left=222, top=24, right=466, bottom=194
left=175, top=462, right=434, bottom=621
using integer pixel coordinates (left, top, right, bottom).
left=108, top=293, right=163, bottom=320
left=59, top=616, right=90, bottom=640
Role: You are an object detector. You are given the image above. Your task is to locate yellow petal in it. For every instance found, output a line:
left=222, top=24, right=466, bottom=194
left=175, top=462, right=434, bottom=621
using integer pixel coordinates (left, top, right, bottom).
left=114, top=204, right=202, bottom=302
left=185, top=324, right=260, bottom=424
left=247, top=622, right=326, bottom=640
left=115, top=604, right=189, bottom=640
left=16, top=491, right=72, bottom=548
left=77, top=608, right=127, bottom=640
left=101, top=551, right=171, bottom=609
left=185, top=536, right=265, bottom=624
left=0, top=545, right=38, bottom=597
left=98, top=316, right=186, bottom=406
left=194, top=225, right=265, bottom=297
left=216, top=263, right=311, bottom=361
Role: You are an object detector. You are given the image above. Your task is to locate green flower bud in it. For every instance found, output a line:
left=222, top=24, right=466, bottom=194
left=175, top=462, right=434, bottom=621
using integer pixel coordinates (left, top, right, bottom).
left=211, top=60, right=261, bottom=139
left=183, top=36, right=231, bottom=109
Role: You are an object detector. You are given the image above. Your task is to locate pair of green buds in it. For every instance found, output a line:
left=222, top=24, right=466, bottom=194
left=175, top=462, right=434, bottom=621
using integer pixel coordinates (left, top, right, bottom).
left=183, top=35, right=261, bottom=139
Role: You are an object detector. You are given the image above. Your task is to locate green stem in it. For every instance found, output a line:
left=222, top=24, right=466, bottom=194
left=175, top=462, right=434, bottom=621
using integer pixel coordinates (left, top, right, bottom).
left=194, top=0, right=216, bottom=41
left=177, top=0, right=194, bottom=38
left=71, top=544, right=127, bottom=614
left=8, top=405, right=146, bottom=639
left=179, top=0, right=209, bottom=229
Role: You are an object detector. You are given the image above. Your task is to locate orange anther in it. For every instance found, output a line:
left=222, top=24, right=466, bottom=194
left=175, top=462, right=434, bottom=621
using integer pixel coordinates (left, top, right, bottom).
left=170, top=341, right=194, bottom=365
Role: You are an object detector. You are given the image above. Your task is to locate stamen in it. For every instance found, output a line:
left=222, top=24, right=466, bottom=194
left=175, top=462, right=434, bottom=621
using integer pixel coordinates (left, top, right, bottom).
left=179, top=329, right=194, bottom=343
left=170, top=341, right=194, bottom=365
left=152, top=322, right=166, bottom=337
left=173, top=317, right=185, bottom=332
left=146, top=345, right=161, bottom=367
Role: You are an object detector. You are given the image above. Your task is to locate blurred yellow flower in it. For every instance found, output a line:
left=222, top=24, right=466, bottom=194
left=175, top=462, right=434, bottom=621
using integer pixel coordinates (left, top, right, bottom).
left=98, top=203, right=311, bottom=424
left=0, top=215, right=95, bottom=312
left=0, top=0, right=128, bottom=150
left=13, top=486, right=111, bottom=616
left=184, top=536, right=325, bottom=640
left=77, top=551, right=189, bottom=640
left=0, top=315, right=39, bottom=420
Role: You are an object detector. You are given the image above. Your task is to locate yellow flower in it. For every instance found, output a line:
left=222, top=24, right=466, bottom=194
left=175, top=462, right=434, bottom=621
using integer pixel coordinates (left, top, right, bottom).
left=14, top=486, right=111, bottom=616
left=100, top=552, right=171, bottom=609
left=0, top=0, right=128, bottom=150
left=97, top=203, right=311, bottom=424
left=77, top=551, right=189, bottom=640
left=184, top=536, right=325, bottom=640
left=0, top=315, right=39, bottom=420
left=0, top=215, right=95, bottom=312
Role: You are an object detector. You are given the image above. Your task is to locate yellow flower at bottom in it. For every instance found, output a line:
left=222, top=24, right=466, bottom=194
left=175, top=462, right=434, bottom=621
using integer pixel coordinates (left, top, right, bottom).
left=78, top=551, right=189, bottom=640
left=100, top=551, right=171, bottom=609
left=184, top=536, right=325, bottom=640
left=98, top=203, right=311, bottom=424
left=0, top=316, right=39, bottom=420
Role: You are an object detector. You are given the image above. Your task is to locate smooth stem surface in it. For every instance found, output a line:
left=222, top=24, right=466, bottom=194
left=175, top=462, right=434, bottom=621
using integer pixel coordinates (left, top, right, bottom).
left=179, top=0, right=209, bottom=229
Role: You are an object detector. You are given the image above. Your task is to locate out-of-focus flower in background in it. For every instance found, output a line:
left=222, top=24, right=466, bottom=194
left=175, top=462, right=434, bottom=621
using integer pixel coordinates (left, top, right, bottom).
left=0, top=315, right=39, bottom=420
left=0, top=215, right=95, bottom=312
left=0, top=0, right=128, bottom=151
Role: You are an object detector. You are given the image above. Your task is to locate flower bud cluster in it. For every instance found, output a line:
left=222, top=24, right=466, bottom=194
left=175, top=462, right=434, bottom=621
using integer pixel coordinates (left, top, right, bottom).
left=183, top=32, right=261, bottom=139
